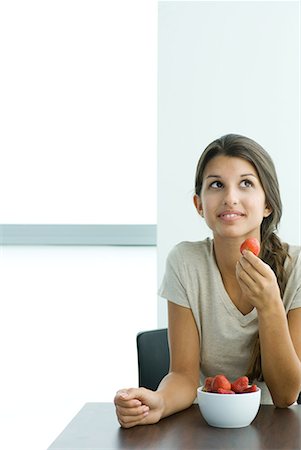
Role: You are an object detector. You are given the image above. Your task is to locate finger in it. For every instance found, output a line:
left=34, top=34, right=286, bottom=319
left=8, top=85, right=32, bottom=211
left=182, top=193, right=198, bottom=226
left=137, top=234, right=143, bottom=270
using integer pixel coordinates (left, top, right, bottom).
left=116, top=404, right=149, bottom=417
left=241, top=250, right=267, bottom=275
left=236, top=261, right=256, bottom=288
left=114, top=390, right=142, bottom=408
left=238, top=257, right=260, bottom=283
left=115, top=396, right=142, bottom=408
left=117, top=387, right=150, bottom=404
left=117, top=410, right=150, bottom=428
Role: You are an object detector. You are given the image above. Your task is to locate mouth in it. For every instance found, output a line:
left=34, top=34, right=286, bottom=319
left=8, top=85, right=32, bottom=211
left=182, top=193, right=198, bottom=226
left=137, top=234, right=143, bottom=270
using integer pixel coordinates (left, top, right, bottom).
left=218, top=211, right=245, bottom=221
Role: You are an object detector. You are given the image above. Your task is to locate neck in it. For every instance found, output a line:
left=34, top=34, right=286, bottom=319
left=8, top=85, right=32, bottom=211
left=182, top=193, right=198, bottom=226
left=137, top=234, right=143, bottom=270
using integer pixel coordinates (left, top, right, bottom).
left=213, top=236, right=242, bottom=277
left=212, top=236, right=255, bottom=313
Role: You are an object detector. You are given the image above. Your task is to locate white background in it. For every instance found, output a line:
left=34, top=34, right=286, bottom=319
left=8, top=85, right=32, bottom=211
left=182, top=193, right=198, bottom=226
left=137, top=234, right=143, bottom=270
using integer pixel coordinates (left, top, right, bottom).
left=0, top=1, right=300, bottom=450
left=0, top=246, right=157, bottom=450
left=0, top=1, right=157, bottom=450
left=157, top=1, right=300, bottom=327
left=0, top=0, right=157, bottom=224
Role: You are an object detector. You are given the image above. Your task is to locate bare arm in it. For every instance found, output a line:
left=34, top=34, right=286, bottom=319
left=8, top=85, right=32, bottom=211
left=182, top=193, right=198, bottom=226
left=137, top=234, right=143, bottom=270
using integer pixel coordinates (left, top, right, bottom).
left=258, top=306, right=301, bottom=407
left=157, top=301, right=200, bottom=418
left=237, top=250, right=301, bottom=407
left=114, top=301, right=200, bottom=427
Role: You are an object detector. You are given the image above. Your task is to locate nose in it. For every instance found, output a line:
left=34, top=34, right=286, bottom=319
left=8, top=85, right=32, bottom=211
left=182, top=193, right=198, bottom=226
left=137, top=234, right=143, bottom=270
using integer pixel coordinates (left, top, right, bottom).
left=222, top=187, right=239, bottom=206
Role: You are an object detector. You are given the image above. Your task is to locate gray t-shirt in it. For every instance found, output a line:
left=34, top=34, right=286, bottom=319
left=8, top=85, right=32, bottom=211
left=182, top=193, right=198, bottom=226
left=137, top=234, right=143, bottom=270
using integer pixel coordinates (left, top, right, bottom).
left=158, top=238, right=301, bottom=404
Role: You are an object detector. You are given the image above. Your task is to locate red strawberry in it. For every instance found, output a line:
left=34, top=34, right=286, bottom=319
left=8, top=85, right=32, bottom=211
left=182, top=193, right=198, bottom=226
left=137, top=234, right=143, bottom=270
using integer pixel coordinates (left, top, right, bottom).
left=211, top=374, right=231, bottom=392
left=242, top=385, right=257, bottom=393
left=203, top=377, right=214, bottom=392
left=231, top=376, right=249, bottom=393
left=240, top=238, right=260, bottom=256
left=217, top=388, right=235, bottom=394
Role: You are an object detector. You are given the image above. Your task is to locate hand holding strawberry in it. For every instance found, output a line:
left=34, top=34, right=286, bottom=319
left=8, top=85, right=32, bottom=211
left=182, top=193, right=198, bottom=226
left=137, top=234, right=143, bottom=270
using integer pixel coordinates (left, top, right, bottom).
left=236, top=238, right=281, bottom=311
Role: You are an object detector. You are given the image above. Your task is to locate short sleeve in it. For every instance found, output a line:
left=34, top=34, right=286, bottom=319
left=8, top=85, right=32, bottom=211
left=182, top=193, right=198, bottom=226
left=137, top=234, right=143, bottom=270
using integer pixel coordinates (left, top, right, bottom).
left=158, top=244, right=190, bottom=308
left=284, top=247, right=301, bottom=311
left=290, top=291, right=301, bottom=310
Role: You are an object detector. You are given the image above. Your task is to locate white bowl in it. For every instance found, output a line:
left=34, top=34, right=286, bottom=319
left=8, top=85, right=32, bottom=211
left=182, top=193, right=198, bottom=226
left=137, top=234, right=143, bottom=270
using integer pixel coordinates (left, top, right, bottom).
left=197, top=386, right=261, bottom=428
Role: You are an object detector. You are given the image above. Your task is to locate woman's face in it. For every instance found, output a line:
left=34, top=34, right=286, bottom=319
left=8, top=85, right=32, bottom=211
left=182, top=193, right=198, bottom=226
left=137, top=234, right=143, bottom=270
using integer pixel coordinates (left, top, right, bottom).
left=194, top=155, right=271, bottom=242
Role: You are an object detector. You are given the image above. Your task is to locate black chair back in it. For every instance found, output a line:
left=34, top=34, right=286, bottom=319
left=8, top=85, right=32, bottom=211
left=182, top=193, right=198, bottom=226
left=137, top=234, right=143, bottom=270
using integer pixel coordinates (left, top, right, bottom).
left=136, top=328, right=301, bottom=403
left=137, top=328, right=170, bottom=391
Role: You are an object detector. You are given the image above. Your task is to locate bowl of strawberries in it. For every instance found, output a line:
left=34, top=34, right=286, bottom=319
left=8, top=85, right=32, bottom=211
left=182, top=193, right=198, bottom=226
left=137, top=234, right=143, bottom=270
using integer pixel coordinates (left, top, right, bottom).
left=197, top=374, right=261, bottom=428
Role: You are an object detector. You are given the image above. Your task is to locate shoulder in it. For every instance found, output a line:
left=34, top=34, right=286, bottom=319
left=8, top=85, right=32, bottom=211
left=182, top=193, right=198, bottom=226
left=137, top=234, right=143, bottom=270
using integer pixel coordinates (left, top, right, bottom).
left=283, top=244, right=301, bottom=294
left=286, top=244, right=301, bottom=271
left=167, top=238, right=213, bottom=265
left=287, top=244, right=301, bottom=260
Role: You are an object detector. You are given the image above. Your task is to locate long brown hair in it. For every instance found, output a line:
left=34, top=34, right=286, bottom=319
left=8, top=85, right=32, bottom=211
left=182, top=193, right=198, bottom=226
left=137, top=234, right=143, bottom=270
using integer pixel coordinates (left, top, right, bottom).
left=195, top=133, right=290, bottom=381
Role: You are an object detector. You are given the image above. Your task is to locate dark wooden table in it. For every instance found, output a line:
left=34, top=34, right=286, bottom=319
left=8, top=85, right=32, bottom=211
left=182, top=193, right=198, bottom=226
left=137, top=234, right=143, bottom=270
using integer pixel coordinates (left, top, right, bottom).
left=47, top=402, right=301, bottom=450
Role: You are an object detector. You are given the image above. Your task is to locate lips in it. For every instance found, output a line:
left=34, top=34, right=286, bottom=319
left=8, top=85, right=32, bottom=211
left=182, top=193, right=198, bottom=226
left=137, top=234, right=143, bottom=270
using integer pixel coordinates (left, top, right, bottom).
left=218, top=210, right=245, bottom=219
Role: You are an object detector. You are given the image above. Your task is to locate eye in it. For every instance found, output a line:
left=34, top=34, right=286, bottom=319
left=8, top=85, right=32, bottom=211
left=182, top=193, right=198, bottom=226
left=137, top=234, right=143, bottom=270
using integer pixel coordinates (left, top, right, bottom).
left=210, top=180, right=224, bottom=189
left=240, top=179, right=253, bottom=188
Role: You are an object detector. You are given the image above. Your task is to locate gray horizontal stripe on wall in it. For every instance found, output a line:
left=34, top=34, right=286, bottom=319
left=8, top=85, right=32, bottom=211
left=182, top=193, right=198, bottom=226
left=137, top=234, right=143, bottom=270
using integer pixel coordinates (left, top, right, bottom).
left=0, top=224, right=157, bottom=246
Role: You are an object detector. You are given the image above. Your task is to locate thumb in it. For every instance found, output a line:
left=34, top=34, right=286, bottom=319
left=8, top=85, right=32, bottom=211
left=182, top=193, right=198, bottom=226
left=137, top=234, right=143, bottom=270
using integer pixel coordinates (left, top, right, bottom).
left=127, top=387, right=149, bottom=399
left=118, top=387, right=149, bottom=402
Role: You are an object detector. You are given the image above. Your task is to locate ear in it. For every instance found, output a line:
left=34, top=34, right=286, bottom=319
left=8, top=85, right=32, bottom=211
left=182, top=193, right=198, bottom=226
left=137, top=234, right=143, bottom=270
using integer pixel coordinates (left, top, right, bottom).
left=193, top=194, right=204, bottom=217
left=263, top=205, right=272, bottom=218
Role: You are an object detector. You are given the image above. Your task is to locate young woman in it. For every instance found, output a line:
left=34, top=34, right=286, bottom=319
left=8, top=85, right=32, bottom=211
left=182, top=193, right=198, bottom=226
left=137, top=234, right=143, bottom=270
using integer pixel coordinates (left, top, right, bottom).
left=114, top=134, right=301, bottom=428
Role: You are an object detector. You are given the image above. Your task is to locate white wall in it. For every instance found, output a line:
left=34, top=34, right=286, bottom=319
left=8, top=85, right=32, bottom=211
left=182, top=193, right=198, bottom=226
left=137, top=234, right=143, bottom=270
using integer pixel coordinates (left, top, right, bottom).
left=0, top=246, right=157, bottom=450
left=0, top=0, right=156, bottom=224
left=158, top=1, right=300, bottom=327
left=0, top=3, right=158, bottom=449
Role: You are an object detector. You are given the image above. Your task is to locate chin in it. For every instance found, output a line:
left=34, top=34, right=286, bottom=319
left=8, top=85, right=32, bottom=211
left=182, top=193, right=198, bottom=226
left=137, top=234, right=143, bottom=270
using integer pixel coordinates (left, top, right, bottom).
left=214, top=228, right=258, bottom=240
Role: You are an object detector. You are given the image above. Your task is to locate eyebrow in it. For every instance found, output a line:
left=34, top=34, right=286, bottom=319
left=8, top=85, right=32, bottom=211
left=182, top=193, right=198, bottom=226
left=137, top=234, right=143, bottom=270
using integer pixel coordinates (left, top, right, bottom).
left=206, top=173, right=257, bottom=179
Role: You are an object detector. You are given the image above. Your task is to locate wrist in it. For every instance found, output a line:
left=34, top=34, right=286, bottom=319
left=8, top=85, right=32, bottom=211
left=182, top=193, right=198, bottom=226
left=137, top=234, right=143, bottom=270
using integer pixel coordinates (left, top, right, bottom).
left=155, top=390, right=168, bottom=419
left=257, top=296, right=285, bottom=320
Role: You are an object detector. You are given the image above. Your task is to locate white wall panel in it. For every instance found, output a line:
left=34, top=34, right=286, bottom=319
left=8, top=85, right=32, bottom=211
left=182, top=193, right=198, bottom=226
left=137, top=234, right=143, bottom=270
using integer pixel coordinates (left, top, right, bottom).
left=0, top=0, right=156, bottom=224
left=158, top=1, right=300, bottom=327
left=0, top=245, right=157, bottom=450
